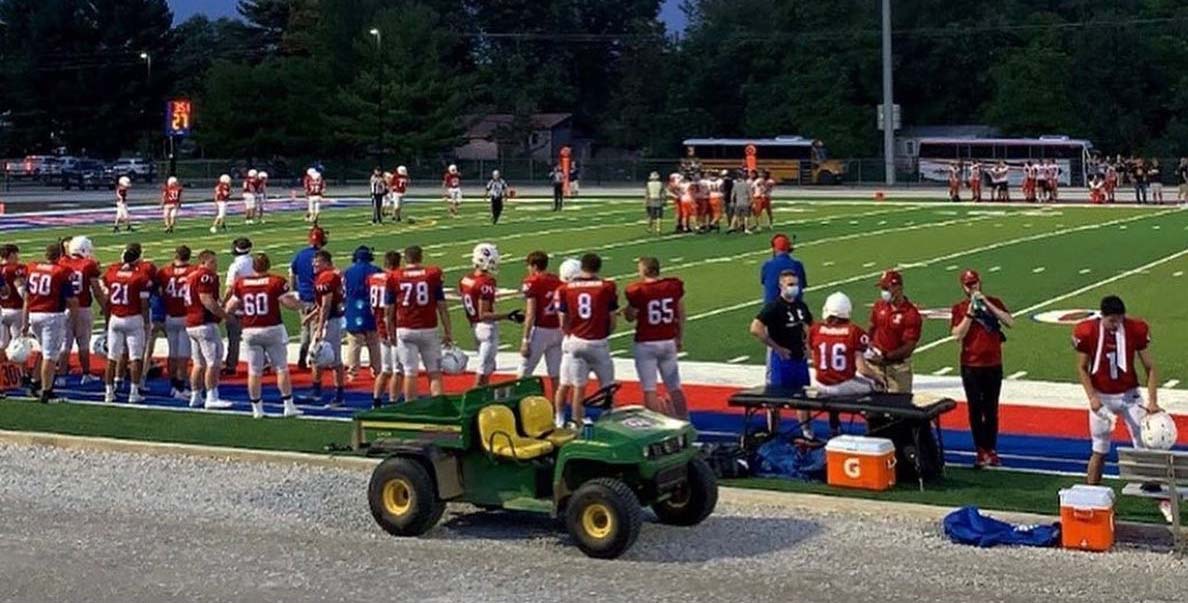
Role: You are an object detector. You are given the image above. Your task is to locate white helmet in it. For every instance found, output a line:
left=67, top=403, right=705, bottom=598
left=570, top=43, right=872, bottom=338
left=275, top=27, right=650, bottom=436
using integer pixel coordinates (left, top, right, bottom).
left=1141, top=412, right=1179, bottom=450
left=472, top=242, right=500, bottom=272
left=312, top=340, right=337, bottom=369
left=822, top=292, right=853, bottom=321
left=5, top=336, right=36, bottom=364
left=219, top=174, right=232, bottom=184
left=306, top=167, right=318, bottom=178
left=118, top=176, right=131, bottom=188
left=559, top=258, right=582, bottom=283
left=68, top=236, right=94, bottom=258
left=397, top=165, right=408, bottom=176
left=448, top=164, right=458, bottom=174
left=91, top=333, right=108, bottom=356
left=247, top=169, right=258, bottom=178
left=492, top=169, right=501, bottom=179
left=312, top=170, right=322, bottom=181
left=441, top=345, right=469, bottom=375
left=258, top=171, right=268, bottom=180
left=167, top=176, right=179, bottom=187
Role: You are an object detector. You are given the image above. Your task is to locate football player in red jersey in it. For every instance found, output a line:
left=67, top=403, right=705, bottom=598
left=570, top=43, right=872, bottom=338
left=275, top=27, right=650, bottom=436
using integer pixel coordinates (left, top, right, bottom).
left=1074, top=295, right=1162, bottom=486
left=185, top=249, right=230, bottom=409
left=308, top=250, right=346, bottom=407
left=158, top=246, right=195, bottom=398
left=443, top=164, right=462, bottom=217
left=623, top=257, right=687, bottom=418
left=212, top=174, right=232, bottom=233
left=369, top=251, right=403, bottom=408
left=101, top=244, right=153, bottom=404
left=242, top=169, right=259, bottom=224
left=555, top=253, right=618, bottom=423
left=392, top=245, right=453, bottom=402
left=518, top=251, right=564, bottom=398
left=59, top=236, right=104, bottom=384
left=113, top=176, right=134, bottom=232
left=390, top=166, right=409, bottom=222
left=22, top=243, right=79, bottom=402
left=225, top=253, right=304, bottom=418
left=947, top=163, right=961, bottom=202
left=161, top=176, right=182, bottom=233
left=459, top=243, right=520, bottom=387
left=256, top=171, right=270, bottom=223
left=809, top=292, right=884, bottom=398
left=304, top=168, right=325, bottom=224
left=968, top=161, right=983, bottom=203
left=0, top=244, right=28, bottom=358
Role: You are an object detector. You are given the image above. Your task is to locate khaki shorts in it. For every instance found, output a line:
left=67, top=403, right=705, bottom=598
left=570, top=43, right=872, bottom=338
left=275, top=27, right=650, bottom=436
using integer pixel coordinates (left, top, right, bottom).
left=875, top=359, right=913, bottom=393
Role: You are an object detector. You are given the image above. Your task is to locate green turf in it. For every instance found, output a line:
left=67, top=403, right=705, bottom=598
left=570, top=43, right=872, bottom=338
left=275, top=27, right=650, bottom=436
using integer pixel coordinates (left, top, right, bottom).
left=0, top=397, right=1167, bottom=523
left=7, top=197, right=1187, bottom=385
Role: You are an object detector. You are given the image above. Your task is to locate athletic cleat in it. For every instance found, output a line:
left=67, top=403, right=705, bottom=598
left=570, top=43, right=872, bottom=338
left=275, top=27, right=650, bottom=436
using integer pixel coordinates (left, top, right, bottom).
left=171, top=388, right=191, bottom=401
left=204, top=399, right=234, bottom=410
left=985, top=450, right=1002, bottom=467
left=283, top=404, right=304, bottom=418
left=79, top=374, right=99, bottom=386
left=128, top=392, right=145, bottom=404
left=251, top=402, right=264, bottom=419
left=189, top=394, right=203, bottom=408
left=104, top=391, right=116, bottom=404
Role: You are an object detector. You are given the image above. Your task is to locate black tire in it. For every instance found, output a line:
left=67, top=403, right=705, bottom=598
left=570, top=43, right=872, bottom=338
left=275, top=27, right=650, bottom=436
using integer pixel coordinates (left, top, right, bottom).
left=565, top=478, right=642, bottom=559
left=818, top=171, right=838, bottom=185
left=652, top=458, right=719, bottom=526
left=367, top=456, right=445, bottom=537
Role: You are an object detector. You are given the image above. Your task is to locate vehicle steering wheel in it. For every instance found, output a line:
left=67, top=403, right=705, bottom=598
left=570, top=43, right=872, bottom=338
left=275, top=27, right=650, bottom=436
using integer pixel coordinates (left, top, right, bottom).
left=579, top=383, right=622, bottom=410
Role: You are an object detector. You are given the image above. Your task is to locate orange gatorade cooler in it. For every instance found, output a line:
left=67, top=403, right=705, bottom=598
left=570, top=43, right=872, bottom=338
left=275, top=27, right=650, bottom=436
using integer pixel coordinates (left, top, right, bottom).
left=1059, top=485, right=1116, bottom=552
left=825, top=435, right=897, bottom=491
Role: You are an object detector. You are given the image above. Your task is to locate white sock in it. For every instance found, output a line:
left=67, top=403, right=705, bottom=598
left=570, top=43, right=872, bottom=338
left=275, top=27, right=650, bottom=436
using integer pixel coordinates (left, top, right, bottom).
left=555, top=411, right=565, bottom=427
left=191, top=391, right=202, bottom=405
left=206, top=388, right=219, bottom=403
left=105, top=384, right=114, bottom=395
left=130, top=384, right=140, bottom=396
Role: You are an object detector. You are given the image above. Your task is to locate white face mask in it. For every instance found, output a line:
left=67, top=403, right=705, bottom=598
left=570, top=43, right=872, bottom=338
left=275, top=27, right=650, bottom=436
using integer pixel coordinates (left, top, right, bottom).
left=880, top=289, right=893, bottom=302
left=782, top=285, right=800, bottom=300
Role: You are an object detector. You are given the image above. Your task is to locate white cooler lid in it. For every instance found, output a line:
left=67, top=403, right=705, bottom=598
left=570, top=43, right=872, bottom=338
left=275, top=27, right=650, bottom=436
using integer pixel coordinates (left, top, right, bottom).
left=825, top=435, right=895, bottom=455
left=1059, top=484, right=1116, bottom=509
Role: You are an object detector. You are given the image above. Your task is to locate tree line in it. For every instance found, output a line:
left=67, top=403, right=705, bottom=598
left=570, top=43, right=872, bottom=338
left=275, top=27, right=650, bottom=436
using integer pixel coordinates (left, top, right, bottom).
left=0, top=0, right=1185, bottom=164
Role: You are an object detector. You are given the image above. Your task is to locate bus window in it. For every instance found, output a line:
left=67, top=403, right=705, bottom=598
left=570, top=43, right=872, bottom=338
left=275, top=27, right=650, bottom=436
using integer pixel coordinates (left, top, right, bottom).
left=1004, top=145, right=1032, bottom=159
left=918, top=143, right=955, bottom=158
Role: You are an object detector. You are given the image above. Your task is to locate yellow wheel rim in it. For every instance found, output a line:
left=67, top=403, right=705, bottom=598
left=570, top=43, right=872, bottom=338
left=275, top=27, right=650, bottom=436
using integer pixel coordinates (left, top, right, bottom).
left=580, top=503, right=615, bottom=540
left=382, top=478, right=413, bottom=517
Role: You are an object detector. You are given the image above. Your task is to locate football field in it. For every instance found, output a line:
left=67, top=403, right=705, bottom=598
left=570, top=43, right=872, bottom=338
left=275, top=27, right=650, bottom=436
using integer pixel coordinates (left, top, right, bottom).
left=5, top=196, right=1188, bottom=387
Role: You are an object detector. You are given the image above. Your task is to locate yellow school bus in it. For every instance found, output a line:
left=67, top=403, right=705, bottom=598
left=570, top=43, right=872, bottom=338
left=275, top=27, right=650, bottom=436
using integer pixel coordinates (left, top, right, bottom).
left=681, top=136, right=846, bottom=184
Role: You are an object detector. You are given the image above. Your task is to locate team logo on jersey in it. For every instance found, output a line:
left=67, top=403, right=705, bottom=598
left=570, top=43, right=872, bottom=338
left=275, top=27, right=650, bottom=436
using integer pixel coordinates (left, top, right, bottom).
left=1031, top=309, right=1096, bottom=325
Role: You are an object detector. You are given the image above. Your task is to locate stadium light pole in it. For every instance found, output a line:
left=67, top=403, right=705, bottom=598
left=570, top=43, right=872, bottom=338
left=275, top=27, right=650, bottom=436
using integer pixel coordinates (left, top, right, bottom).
left=880, top=0, right=895, bottom=185
left=140, top=52, right=153, bottom=159
left=370, top=28, right=383, bottom=169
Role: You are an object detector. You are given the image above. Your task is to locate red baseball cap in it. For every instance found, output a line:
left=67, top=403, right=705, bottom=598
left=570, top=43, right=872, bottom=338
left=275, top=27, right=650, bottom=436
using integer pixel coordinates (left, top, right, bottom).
left=960, top=269, right=981, bottom=286
left=877, top=270, right=903, bottom=288
left=771, top=234, right=792, bottom=252
left=309, top=226, right=327, bottom=247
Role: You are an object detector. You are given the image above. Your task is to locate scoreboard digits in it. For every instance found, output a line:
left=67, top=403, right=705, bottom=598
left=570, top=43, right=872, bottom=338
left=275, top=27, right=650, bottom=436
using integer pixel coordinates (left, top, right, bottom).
left=165, top=99, right=192, bottom=137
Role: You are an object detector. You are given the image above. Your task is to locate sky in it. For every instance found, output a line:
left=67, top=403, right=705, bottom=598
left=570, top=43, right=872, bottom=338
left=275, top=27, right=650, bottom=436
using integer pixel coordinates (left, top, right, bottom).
left=168, top=0, right=688, bottom=30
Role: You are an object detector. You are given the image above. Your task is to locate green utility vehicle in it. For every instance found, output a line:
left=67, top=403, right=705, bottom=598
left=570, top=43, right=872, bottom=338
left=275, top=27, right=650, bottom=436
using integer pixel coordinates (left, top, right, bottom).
left=354, top=379, right=717, bottom=559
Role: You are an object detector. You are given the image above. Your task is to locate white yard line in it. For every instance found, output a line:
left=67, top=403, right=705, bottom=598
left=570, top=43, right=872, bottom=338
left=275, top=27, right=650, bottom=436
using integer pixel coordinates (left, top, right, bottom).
left=1174, top=271, right=1184, bottom=277
left=932, top=367, right=953, bottom=376
left=989, top=265, right=1001, bottom=272
left=727, top=355, right=750, bottom=364
left=1007, top=371, right=1029, bottom=380
left=1164, top=379, right=1180, bottom=389
left=1032, top=267, right=1046, bottom=273
left=915, top=245, right=1188, bottom=354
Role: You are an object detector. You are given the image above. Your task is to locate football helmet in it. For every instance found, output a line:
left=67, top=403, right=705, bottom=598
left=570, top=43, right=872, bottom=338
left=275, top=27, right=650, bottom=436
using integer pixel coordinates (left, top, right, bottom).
left=247, top=169, right=258, bottom=178
left=166, top=176, right=179, bottom=187
left=5, top=336, right=36, bottom=364
left=91, top=333, right=108, bottom=356
left=312, top=340, right=337, bottom=369
left=822, top=292, right=853, bottom=321
left=448, top=164, right=458, bottom=174
left=441, top=345, right=469, bottom=375
left=397, top=165, right=408, bottom=176
left=118, top=176, right=132, bottom=188
left=1141, top=411, right=1178, bottom=450
left=219, top=174, right=232, bottom=184
left=68, top=236, right=94, bottom=258
left=472, top=243, right=500, bottom=272
left=559, top=258, right=582, bottom=283
left=258, top=171, right=268, bottom=180
left=306, top=167, right=318, bottom=178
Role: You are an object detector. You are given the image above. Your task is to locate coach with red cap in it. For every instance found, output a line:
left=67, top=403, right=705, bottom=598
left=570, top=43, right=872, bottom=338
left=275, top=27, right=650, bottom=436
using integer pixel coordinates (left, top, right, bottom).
left=760, top=233, right=806, bottom=303
left=950, top=269, right=1014, bottom=468
left=868, top=269, right=922, bottom=393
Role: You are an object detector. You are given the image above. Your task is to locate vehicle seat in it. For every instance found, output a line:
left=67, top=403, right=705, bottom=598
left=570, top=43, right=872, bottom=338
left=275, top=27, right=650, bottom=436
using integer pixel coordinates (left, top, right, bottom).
left=519, top=396, right=578, bottom=447
left=478, top=405, right=554, bottom=461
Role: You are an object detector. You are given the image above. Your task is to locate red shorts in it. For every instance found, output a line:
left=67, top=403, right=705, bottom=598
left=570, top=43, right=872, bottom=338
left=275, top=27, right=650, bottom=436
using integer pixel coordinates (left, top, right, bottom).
left=679, top=199, right=695, bottom=219
left=751, top=197, right=770, bottom=215
left=709, top=193, right=724, bottom=218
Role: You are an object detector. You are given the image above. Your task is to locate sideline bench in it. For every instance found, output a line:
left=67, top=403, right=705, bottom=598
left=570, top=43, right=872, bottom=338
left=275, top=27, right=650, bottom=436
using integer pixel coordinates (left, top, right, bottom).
left=1117, top=447, right=1188, bottom=554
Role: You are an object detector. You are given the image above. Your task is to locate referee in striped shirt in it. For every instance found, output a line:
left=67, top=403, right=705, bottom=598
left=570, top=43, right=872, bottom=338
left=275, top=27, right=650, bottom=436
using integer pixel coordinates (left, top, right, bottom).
left=486, top=170, right=509, bottom=224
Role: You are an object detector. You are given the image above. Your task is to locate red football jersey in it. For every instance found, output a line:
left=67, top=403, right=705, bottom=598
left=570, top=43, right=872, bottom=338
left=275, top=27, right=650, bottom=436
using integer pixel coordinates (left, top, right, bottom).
left=242, top=177, right=256, bottom=193
left=625, top=278, right=684, bottom=342
left=232, top=274, right=290, bottom=328
left=368, top=271, right=397, bottom=339
left=459, top=272, right=497, bottom=326
left=215, top=182, right=231, bottom=202
left=103, top=264, right=152, bottom=318
left=1073, top=317, right=1150, bottom=395
left=810, top=322, right=869, bottom=386
left=556, top=278, right=618, bottom=340
left=0, top=262, right=27, bottom=310
left=521, top=272, right=562, bottom=330
left=24, top=262, right=75, bottom=313
left=162, top=185, right=182, bottom=206
left=392, top=175, right=409, bottom=194
left=116, top=186, right=128, bottom=204
left=59, top=255, right=100, bottom=308
left=158, top=263, right=194, bottom=318
left=313, top=269, right=344, bottom=318
left=442, top=172, right=461, bottom=188
left=392, top=266, right=444, bottom=330
left=304, top=176, right=325, bottom=196
left=185, top=266, right=221, bottom=327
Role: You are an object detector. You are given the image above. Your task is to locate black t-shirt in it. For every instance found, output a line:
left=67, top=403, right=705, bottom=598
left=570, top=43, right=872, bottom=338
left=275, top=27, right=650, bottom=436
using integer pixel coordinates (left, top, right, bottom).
left=756, top=298, right=813, bottom=359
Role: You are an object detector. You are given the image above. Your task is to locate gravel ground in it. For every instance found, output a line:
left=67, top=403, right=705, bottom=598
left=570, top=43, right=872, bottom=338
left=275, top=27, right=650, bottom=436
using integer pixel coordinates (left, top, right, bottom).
left=0, top=443, right=1183, bottom=603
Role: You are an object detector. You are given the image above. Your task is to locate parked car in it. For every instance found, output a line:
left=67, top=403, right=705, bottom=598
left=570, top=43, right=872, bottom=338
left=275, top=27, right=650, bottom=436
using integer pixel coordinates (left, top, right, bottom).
left=105, top=157, right=156, bottom=183
left=60, top=159, right=109, bottom=190
left=5, top=155, right=60, bottom=181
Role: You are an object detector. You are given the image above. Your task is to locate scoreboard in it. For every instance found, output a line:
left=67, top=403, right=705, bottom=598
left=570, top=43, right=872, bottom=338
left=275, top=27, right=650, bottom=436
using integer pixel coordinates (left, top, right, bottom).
left=165, top=99, right=193, bottom=137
